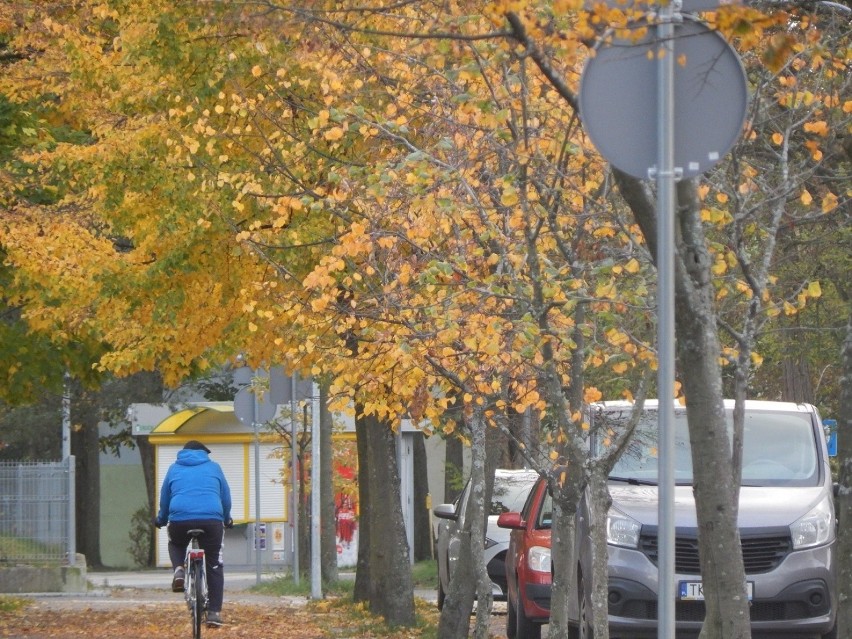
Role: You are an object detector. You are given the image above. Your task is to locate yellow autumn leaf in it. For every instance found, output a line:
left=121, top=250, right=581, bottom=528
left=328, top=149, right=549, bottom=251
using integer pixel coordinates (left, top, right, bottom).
left=803, top=120, right=828, bottom=136
left=807, top=281, right=822, bottom=298
left=821, top=192, right=838, bottom=213
left=595, top=282, right=616, bottom=299
left=800, top=190, right=813, bottom=206
left=251, top=65, right=262, bottom=77
left=611, top=361, right=629, bottom=374
left=583, top=386, right=603, bottom=403
left=324, top=126, right=345, bottom=141
left=501, top=188, right=519, bottom=207
left=751, top=351, right=764, bottom=367
left=624, top=258, right=640, bottom=274
left=772, top=132, right=784, bottom=145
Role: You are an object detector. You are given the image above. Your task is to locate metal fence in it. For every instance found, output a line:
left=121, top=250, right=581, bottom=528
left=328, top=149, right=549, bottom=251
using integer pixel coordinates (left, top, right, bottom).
left=0, top=458, right=75, bottom=564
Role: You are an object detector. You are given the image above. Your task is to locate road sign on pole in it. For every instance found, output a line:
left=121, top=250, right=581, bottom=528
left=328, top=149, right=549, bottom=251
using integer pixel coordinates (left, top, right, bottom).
left=579, top=9, right=749, bottom=637
left=579, top=16, right=748, bottom=179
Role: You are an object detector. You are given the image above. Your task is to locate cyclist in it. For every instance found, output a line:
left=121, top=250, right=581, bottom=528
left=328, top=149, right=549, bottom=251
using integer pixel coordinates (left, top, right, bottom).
left=155, top=440, right=233, bottom=628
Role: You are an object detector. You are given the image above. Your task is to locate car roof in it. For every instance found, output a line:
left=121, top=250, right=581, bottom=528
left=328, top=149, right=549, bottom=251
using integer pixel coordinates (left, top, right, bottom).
left=592, top=399, right=817, bottom=413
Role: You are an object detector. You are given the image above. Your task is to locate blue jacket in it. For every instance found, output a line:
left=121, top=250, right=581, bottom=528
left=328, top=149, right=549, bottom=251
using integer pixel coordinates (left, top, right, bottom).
left=157, top=449, right=232, bottom=523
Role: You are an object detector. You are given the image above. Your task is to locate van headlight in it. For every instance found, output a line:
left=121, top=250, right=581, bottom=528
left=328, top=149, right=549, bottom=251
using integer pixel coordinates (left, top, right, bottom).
left=790, top=496, right=835, bottom=549
left=607, top=507, right=642, bottom=548
left=527, top=546, right=551, bottom=573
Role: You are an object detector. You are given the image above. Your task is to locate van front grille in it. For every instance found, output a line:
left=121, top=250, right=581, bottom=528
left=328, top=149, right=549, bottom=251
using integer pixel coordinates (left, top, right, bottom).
left=639, top=533, right=791, bottom=574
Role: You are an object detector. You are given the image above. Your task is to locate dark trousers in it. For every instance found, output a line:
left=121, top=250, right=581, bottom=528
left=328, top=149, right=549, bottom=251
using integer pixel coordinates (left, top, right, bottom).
left=167, top=520, right=225, bottom=612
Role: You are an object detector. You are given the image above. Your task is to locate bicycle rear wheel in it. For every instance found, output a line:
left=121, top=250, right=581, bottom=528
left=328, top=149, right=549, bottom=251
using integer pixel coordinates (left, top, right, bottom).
left=191, top=560, right=204, bottom=639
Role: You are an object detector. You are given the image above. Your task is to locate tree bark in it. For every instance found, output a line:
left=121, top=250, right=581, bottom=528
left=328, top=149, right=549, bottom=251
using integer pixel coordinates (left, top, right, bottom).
left=438, top=406, right=487, bottom=639
left=444, top=434, right=465, bottom=502
left=319, top=382, right=338, bottom=583
left=674, top=180, right=751, bottom=639
left=362, top=412, right=415, bottom=626
left=353, top=410, right=371, bottom=603
left=411, top=432, right=433, bottom=562
left=781, top=356, right=815, bottom=403
left=614, top=171, right=751, bottom=638
left=71, top=387, right=102, bottom=568
left=835, top=315, right=851, bottom=637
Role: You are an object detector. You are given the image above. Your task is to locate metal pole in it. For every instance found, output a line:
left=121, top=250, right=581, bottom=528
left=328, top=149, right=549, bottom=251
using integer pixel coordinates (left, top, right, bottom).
left=62, top=371, right=71, bottom=460
left=310, top=382, right=322, bottom=599
left=67, top=455, right=76, bottom=565
left=290, top=375, right=299, bottom=584
left=254, top=394, right=262, bottom=585
left=655, top=2, right=678, bottom=637
left=62, top=372, right=75, bottom=566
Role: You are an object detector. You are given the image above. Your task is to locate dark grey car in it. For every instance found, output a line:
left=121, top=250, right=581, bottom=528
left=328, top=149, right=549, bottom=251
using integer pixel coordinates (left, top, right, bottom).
left=571, top=400, right=837, bottom=639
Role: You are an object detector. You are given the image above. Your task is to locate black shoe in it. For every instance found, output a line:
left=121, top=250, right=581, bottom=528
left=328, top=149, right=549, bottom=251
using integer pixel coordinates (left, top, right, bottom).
left=206, top=611, right=223, bottom=627
left=171, top=567, right=185, bottom=592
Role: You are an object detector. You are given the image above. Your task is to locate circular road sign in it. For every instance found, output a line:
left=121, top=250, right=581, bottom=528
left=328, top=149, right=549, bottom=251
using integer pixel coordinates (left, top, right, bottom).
left=579, top=16, right=749, bottom=179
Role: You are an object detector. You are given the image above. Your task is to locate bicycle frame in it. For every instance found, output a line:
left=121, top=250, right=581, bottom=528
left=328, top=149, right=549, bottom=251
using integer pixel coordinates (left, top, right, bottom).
left=184, top=531, right=209, bottom=639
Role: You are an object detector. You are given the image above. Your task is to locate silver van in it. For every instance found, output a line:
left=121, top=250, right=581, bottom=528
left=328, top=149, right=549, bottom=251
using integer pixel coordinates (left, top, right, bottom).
left=574, top=400, right=836, bottom=639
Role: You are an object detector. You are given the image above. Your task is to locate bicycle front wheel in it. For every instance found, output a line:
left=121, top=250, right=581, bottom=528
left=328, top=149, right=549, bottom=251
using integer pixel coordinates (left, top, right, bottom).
left=191, top=561, right=205, bottom=639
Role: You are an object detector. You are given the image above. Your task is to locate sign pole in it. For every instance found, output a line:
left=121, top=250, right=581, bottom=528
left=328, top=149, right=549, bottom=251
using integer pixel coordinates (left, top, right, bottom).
left=655, top=2, right=679, bottom=637
left=254, top=391, right=262, bottom=585
left=310, top=382, right=322, bottom=599
left=290, top=375, right=300, bottom=584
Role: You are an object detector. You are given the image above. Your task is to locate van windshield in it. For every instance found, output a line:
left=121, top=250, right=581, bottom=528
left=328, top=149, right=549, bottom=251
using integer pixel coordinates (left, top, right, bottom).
left=602, top=407, right=820, bottom=487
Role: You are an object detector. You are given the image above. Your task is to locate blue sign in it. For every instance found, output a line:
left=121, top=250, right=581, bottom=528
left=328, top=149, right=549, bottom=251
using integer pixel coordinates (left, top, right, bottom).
left=824, top=419, right=837, bottom=457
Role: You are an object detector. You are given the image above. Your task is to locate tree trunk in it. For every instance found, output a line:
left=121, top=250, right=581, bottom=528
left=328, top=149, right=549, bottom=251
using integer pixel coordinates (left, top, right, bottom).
left=363, top=412, right=415, bottom=626
left=835, top=315, right=851, bottom=637
left=353, top=410, right=371, bottom=603
left=137, top=436, right=156, bottom=566
left=549, top=482, right=581, bottom=639
left=411, top=432, right=432, bottom=562
left=546, top=312, right=589, bottom=639
left=319, top=382, right=338, bottom=583
left=781, top=356, right=815, bottom=403
left=438, top=405, right=487, bottom=639
left=470, top=407, right=495, bottom=639
left=674, top=180, right=751, bottom=639
left=614, top=171, right=751, bottom=638
left=71, top=398, right=102, bottom=568
left=588, top=468, right=613, bottom=639
left=444, top=434, right=464, bottom=502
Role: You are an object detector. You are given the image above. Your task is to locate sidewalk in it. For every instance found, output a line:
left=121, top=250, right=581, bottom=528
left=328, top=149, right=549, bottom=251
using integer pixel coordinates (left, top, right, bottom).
left=17, top=568, right=437, bottom=609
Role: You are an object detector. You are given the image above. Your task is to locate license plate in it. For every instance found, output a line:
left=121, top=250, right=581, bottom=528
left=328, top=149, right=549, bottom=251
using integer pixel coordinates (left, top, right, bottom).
left=679, top=581, right=753, bottom=600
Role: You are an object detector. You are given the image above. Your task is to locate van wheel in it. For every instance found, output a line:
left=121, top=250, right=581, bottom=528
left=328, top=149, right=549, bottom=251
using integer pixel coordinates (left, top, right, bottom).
left=515, top=594, right=541, bottom=639
left=577, top=571, right=593, bottom=639
left=436, top=579, right=445, bottom=611
left=822, top=622, right=837, bottom=639
left=506, top=595, right=517, bottom=639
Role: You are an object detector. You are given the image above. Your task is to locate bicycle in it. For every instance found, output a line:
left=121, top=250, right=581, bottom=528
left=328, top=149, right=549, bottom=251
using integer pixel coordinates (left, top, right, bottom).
left=183, top=529, right=209, bottom=639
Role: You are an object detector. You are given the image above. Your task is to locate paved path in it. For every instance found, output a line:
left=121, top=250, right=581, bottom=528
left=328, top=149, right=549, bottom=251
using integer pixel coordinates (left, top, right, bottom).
left=17, top=569, right=438, bottom=610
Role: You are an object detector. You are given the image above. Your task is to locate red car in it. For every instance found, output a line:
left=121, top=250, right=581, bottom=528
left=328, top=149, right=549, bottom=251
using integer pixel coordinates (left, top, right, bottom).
left=497, top=477, right=552, bottom=639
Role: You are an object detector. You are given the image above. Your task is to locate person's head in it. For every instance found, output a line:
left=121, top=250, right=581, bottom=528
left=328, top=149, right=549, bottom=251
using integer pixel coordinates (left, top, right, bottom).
left=183, top=440, right=211, bottom=454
